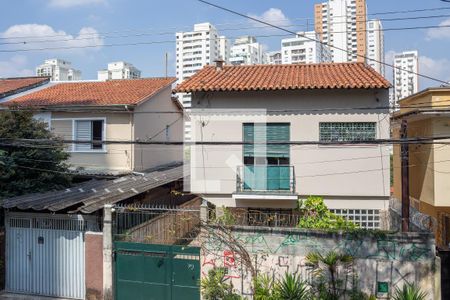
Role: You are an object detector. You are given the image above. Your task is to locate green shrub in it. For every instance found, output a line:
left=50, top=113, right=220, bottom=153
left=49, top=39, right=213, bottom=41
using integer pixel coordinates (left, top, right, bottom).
left=392, top=283, right=427, bottom=300
left=253, top=274, right=277, bottom=300
left=298, top=196, right=357, bottom=230
left=273, top=273, right=310, bottom=300
left=201, top=268, right=241, bottom=300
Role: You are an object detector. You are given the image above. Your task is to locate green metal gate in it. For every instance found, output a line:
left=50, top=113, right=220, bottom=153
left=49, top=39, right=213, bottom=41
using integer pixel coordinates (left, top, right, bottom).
left=115, top=242, right=200, bottom=300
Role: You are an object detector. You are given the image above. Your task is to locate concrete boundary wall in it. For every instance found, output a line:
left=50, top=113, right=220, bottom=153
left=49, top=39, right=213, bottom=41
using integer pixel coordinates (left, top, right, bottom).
left=201, top=226, right=438, bottom=299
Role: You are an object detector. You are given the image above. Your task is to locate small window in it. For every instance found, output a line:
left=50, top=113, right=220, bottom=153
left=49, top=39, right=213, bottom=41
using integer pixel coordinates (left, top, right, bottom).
left=74, top=119, right=104, bottom=151
left=319, top=122, right=376, bottom=142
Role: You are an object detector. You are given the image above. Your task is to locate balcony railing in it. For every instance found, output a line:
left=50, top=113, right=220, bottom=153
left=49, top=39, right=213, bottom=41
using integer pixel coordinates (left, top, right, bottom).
left=236, top=165, right=296, bottom=194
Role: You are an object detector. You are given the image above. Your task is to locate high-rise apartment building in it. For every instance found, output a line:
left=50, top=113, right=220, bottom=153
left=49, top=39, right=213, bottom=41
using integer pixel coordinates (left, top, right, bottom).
left=36, top=59, right=81, bottom=81
left=176, top=23, right=221, bottom=109
left=97, top=61, right=141, bottom=81
left=176, top=23, right=223, bottom=139
left=281, top=31, right=332, bottom=64
left=393, top=51, right=419, bottom=105
left=229, top=36, right=266, bottom=65
left=219, top=36, right=230, bottom=64
left=266, top=51, right=282, bottom=65
left=314, top=0, right=367, bottom=63
left=367, top=20, right=384, bottom=75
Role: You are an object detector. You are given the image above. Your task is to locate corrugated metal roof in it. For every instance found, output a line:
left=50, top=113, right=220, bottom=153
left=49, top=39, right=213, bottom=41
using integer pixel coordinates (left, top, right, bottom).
left=0, top=164, right=185, bottom=214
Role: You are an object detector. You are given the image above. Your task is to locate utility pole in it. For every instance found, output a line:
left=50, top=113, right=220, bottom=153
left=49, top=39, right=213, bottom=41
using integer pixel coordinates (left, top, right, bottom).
left=400, top=119, right=410, bottom=232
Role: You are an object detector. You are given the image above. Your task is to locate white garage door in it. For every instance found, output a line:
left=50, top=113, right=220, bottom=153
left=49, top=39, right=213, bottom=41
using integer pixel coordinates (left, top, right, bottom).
left=5, top=213, right=99, bottom=299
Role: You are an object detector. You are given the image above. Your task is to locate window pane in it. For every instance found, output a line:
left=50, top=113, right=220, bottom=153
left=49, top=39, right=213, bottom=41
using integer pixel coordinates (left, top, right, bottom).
left=319, top=122, right=376, bottom=142
left=92, top=120, right=103, bottom=149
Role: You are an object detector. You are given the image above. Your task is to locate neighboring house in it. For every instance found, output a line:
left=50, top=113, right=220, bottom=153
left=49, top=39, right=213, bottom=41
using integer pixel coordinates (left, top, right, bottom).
left=0, top=76, right=50, bottom=101
left=392, top=87, right=450, bottom=248
left=176, top=62, right=391, bottom=229
left=5, top=78, right=183, bottom=175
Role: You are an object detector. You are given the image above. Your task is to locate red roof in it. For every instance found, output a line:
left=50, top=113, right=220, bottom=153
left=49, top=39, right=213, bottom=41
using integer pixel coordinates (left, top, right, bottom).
left=0, top=77, right=50, bottom=98
left=175, top=63, right=391, bottom=93
left=7, top=77, right=176, bottom=107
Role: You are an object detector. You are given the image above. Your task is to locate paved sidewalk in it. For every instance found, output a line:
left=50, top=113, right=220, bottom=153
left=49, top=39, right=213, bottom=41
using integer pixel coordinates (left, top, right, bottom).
left=0, top=292, right=71, bottom=300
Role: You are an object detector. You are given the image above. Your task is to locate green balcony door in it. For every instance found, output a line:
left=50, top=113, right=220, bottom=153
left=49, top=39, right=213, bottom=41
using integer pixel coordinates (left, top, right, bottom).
left=243, top=123, right=290, bottom=191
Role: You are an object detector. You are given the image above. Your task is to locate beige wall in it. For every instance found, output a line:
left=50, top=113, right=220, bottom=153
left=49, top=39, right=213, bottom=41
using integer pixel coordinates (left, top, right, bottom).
left=133, top=85, right=183, bottom=171
left=190, top=89, right=390, bottom=209
left=394, top=90, right=450, bottom=246
left=48, top=85, right=183, bottom=173
left=394, top=91, right=450, bottom=208
left=51, top=111, right=133, bottom=173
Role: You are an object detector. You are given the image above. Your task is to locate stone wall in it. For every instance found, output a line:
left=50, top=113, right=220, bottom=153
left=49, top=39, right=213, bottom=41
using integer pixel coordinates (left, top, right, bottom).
left=201, top=226, right=438, bottom=299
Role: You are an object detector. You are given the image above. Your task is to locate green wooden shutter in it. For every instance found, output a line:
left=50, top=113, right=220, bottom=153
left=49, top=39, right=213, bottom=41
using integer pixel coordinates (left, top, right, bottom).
left=243, top=123, right=290, bottom=159
left=266, top=123, right=290, bottom=158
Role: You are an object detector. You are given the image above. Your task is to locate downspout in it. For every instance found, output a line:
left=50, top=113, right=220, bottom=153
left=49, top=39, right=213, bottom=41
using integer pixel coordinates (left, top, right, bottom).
left=125, top=105, right=134, bottom=172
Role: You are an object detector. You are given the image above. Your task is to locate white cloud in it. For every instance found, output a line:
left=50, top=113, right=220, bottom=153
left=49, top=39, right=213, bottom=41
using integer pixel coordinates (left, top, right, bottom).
left=48, top=0, right=107, bottom=8
left=1, top=24, right=103, bottom=53
left=249, top=8, right=291, bottom=28
left=0, top=55, right=34, bottom=77
left=419, top=55, right=450, bottom=83
left=426, top=18, right=450, bottom=40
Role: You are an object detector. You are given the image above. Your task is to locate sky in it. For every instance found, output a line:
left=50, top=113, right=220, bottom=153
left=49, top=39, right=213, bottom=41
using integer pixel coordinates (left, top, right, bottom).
left=0, top=0, right=450, bottom=89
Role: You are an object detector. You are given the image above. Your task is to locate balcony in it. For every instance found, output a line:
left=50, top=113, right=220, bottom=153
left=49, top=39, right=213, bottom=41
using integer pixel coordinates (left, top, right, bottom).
left=234, top=165, right=297, bottom=200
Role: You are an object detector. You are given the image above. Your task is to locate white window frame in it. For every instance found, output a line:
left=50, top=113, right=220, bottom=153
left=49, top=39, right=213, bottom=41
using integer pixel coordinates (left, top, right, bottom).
left=72, top=118, right=107, bottom=153
left=52, top=117, right=107, bottom=153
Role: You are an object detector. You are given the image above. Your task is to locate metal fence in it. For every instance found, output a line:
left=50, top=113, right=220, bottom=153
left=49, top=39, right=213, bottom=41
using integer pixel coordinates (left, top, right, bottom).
left=113, top=197, right=201, bottom=245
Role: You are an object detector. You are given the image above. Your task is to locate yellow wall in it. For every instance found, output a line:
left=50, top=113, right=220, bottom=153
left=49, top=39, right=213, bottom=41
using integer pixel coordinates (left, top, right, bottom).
left=51, top=111, right=133, bottom=173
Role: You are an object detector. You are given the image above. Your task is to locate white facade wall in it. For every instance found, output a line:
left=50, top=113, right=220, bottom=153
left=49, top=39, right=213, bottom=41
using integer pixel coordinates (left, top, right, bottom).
left=281, top=31, right=332, bottom=64
left=367, top=20, right=384, bottom=75
left=230, top=36, right=265, bottom=65
left=393, top=51, right=419, bottom=106
left=266, top=51, right=282, bottom=65
left=219, top=36, right=230, bottom=64
left=36, top=58, right=82, bottom=81
left=189, top=89, right=390, bottom=213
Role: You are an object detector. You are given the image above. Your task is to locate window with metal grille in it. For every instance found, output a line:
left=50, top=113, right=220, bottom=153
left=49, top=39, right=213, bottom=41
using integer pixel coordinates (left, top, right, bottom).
left=330, top=209, right=381, bottom=229
left=319, top=122, right=376, bottom=142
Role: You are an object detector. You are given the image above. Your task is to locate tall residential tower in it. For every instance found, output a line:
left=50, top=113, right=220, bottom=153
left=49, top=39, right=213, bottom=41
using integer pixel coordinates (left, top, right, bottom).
left=367, top=20, right=384, bottom=75
left=281, top=31, right=332, bottom=64
left=314, top=0, right=367, bottom=63
left=393, top=50, right=419, bottom=106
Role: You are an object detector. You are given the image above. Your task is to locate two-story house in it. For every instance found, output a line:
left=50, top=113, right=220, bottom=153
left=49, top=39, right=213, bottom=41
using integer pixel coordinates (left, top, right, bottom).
left=176, top=62, right=391, bottom=229
left=6, top=77, right=183, bottom=175
left=392, top=87, right=450, bottom=248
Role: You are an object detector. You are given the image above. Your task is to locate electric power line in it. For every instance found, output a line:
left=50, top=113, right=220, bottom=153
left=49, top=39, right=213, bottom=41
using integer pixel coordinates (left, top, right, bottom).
left=1, top=13, right=449, bottom=46
left=197, top=0, right=450, bottom=85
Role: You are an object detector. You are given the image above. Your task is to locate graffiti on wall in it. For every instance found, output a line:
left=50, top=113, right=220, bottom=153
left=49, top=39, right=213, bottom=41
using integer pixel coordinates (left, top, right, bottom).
left=200, top=229, right=435, bottom=297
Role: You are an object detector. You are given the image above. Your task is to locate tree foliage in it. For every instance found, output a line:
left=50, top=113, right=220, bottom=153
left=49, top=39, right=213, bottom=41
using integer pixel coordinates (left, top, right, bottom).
left=297, top=196, right=357, bottom=230
left=0, top=110, right=71, bottom=198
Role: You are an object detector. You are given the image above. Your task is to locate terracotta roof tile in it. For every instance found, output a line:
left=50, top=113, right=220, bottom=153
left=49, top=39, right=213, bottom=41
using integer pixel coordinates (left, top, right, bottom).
left=0, top=77, right=50, bottom=98
left=175, top=63, right=391, bottom=93
left=7, top=77, right=176, bottom=107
